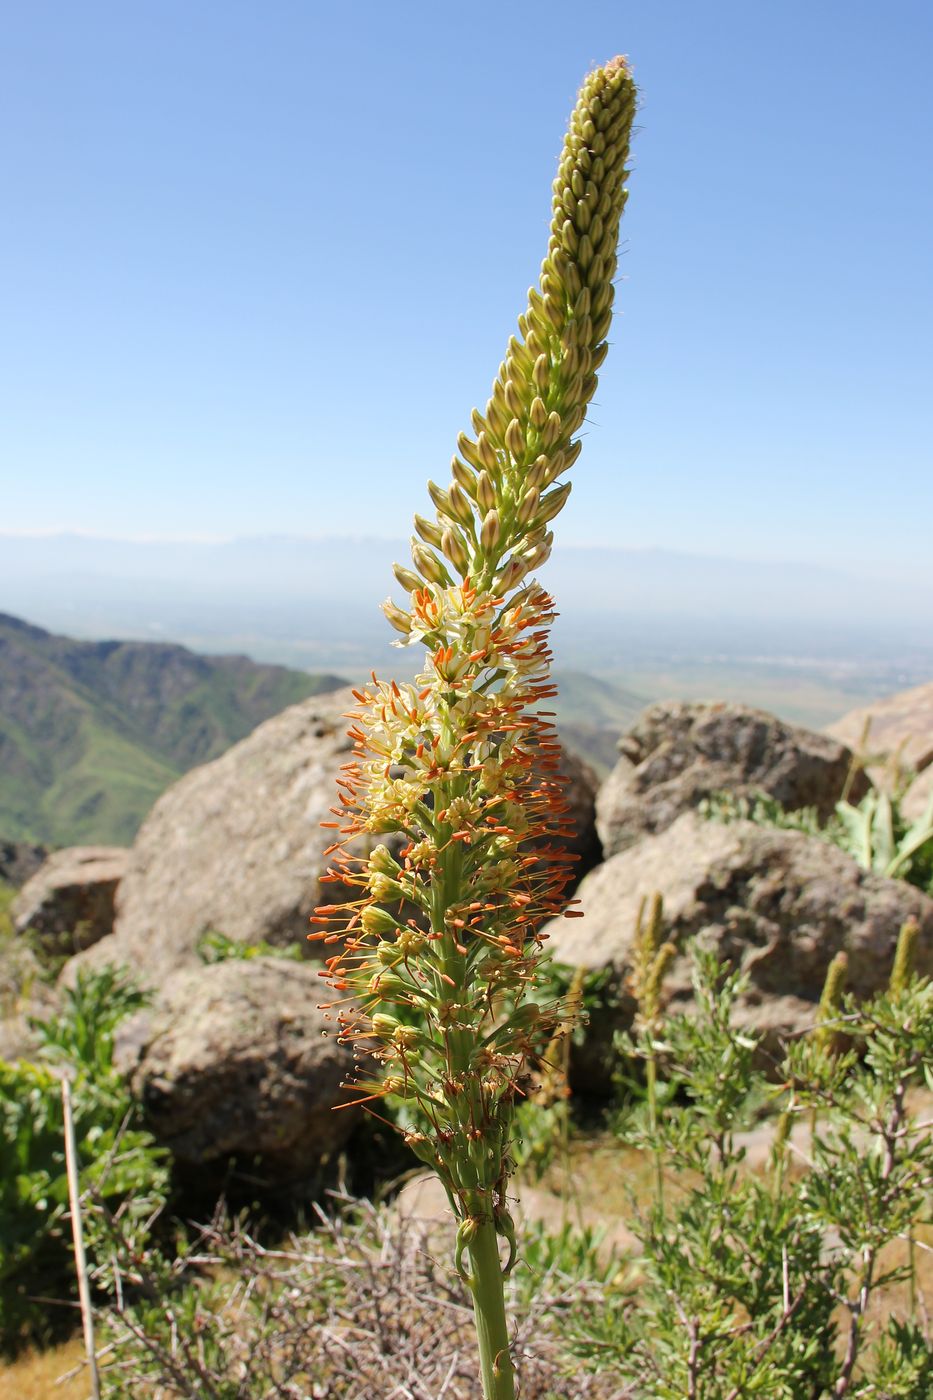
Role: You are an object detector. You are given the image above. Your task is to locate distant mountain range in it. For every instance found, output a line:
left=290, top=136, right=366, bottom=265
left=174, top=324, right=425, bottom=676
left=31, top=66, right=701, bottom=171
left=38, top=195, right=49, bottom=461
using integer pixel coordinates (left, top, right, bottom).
left=0, top=605, right=652, bottom=850
left=0, top=612, right=344, bottom=847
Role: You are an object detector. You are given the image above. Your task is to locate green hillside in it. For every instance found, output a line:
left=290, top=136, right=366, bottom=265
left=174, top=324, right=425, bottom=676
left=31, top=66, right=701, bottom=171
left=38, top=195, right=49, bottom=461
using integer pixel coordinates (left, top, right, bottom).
left=0, top=613, right=345, bottom=846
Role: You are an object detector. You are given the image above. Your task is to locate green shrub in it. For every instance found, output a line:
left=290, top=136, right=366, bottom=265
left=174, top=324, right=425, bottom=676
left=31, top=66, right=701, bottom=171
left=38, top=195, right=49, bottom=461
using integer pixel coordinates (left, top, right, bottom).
left=0, top=967, right=168, bottom=1354
left=561, top=945, right=933, bottom=1397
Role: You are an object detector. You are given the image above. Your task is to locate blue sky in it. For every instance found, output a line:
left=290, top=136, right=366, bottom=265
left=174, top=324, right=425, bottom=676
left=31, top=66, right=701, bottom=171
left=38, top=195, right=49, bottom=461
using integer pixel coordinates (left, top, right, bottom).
left=1, top=2, right=931, bottom=584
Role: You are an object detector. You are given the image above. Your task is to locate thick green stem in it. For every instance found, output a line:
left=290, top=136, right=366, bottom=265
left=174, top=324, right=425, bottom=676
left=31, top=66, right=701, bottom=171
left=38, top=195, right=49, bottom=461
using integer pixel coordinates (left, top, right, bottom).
left=468, top=1218, right=516, bottom=1400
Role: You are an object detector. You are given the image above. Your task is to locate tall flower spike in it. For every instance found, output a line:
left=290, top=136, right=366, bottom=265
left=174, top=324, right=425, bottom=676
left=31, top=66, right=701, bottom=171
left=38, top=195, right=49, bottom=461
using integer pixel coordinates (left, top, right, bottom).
left=314, top=57, right=637, bottom=1400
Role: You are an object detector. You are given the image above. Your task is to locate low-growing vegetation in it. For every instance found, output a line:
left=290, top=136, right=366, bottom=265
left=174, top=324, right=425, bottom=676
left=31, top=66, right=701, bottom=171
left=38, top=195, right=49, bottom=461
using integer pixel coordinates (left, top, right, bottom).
left=3, top=923, right=929, bottom=1396
left=0, top=968, right=168, bottom=1355
left=701, top=782, right=933, bottom=896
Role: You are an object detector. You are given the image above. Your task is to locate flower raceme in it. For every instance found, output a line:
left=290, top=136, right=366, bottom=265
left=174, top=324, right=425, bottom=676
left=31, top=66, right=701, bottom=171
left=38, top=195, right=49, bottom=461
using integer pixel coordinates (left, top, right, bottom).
left=309, top=56, right=636, bottom=1400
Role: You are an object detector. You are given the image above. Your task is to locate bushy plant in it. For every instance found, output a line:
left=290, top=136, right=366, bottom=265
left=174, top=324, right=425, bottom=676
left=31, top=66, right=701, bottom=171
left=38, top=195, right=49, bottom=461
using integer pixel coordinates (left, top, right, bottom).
left=560, top=940, right=933, bottom=1397
left=0, top=967, right=168, bottom=1354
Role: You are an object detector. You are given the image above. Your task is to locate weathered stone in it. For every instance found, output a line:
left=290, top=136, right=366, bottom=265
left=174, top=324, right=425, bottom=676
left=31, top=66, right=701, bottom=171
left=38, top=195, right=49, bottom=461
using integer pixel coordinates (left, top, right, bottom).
left=544, top=812, right=933, bottom=1090
left=63, top=689, right=599, bottom=987
left=66, top=690, right=360, bottom=984
left=597, top=701, right=867, bottom=857
left=827, top=680, right=933, bottom=775
left=0, top=839, right=48, bottom=889
left=827, top=681, right=933, bottom=821
left=113, top=956, right=357, bottom=1175
left=11, top=846, right=127, bottom=954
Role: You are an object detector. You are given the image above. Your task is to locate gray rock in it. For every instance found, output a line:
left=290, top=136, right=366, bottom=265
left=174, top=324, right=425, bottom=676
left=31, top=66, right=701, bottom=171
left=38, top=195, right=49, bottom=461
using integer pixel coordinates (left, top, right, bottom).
left=12, top=846, right=128, bottom=954
left=826, top=680, right=933, bottom=779
left=826, top=681, right=933, bottom=822
left=63, top=689, right=600, bottom=987
left=66, top=690, right=361, bottom=984
left=597, top=701, right=867, bottom=857
left=544, top=812, right=933, bottom=1089
left=0, top=839, right=48, bottom=888
left=113, top=956, right=357, bottom=1173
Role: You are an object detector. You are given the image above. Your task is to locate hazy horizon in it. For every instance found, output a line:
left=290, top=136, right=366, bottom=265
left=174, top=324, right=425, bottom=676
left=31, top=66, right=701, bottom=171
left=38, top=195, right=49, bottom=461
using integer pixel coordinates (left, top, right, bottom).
left=3, top=4, right=932, bottom=583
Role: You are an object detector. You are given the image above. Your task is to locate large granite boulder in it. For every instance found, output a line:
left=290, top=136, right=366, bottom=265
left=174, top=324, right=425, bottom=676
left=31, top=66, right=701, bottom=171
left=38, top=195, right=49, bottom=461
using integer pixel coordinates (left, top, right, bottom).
left=545, top=812, right=933, bottom=1090
left=827, top=681, right=933, bottom=821
left=11, top=846, right=128, bottom=955
left=113, top=956, right=357, bottom=1175
left=597, top=701, right=867, bottom=857
left=66, top=690, right=360, bottom=984
left=63, top=689, right=599, bottom=986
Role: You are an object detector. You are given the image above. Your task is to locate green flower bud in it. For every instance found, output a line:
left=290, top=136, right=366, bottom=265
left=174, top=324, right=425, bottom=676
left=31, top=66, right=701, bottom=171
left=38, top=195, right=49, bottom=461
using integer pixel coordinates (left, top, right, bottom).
left=369, top=972, right=412, bottom=998
left=535, top=481, right=572, bottom=526
left=446, top=481, right=474, bottom=527
left=457, top=431, right=484, bottom=471
left=381, top=599, right=412, bottom=635
left=458, top=1217, right=479, bottom=1244
left=485, top=397, right=509, bottom=440
left=476, top=431, right=498, bottom=471
left=541, top=411, right=563, bottom=449
left=441, top=527, right=470, bottom=574
left=411, top=542, right=449, bottom=585
left=369, top=844, right=401, bottom=876
left=529, top=396, right=548, bottom=430
left=372, top=1013, right=401, bottom=1037
left=370, top=871, right=405, bottom=902
left=504, top=418, right=525, bottom=459
left=480, top=510, right=501, bottom=552
left=393, top=563, right=422, bottom=593
left=477, top=471, right=496, bottom=512
left=517, top=486, right=540, bottom=526
left=532, top=353, right=549, bottom=392
left=890, top=916, right=920, bottom=996
left=414, top=513, right=443, bottom=548
left=503, top=379, right=524, bottom=418
left=450, top=454, right=478, bottom=497
left=427, top=479, right=451, bottom=514
left=361, top=905, right=400, bottom=937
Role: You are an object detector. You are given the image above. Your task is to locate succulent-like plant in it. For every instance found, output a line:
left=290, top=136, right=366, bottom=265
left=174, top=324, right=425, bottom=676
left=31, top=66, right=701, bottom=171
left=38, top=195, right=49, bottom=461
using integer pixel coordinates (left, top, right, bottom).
left=310, top=57, right=637, bottom=1398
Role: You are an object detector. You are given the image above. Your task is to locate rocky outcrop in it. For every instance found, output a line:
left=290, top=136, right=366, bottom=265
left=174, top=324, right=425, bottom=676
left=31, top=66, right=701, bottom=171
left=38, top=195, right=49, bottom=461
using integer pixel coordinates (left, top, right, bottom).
left=11, top=846, right=128, bottom=955
left=827, top=681, right=933, bottom=821
left=63, top=690, right=599, bottom=987
left=0, top=839, right=48, bottom=888
left=597, top=701, right=867, bottom=857
left=113, top=957, right=357, bottom=1175
left=544, top=812, right=933, bottom=1089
